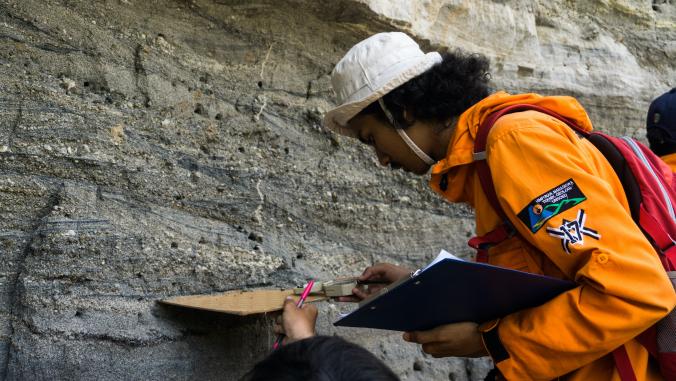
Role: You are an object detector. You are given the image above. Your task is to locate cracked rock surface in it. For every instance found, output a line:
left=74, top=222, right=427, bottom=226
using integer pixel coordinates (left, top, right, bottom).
left=0, top=0, right=673, bottom=380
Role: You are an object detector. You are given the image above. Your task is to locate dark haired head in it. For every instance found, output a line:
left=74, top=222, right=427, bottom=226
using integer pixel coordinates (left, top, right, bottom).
left=242, top=336, right=399, bottom=381
left=357, top=50, right=491, bottom=128
left=646, top=88, right=676, bottom=157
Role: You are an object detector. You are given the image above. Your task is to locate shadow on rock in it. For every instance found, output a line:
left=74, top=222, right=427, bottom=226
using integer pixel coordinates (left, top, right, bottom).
left=156, top=303, right=276, bottom=379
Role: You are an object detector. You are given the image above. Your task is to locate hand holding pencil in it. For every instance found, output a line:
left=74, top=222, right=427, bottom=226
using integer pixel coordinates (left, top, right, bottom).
left=272, top=281, right=318, bottom=349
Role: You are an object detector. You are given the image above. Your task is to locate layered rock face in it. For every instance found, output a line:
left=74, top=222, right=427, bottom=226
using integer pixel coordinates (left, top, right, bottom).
left=0, top=0, right=673, bottom=380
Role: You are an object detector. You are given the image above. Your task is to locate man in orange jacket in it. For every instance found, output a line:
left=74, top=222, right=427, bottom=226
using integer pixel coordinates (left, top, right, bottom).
left=324, top=32, right=676, bottom=380
left=647, top=88, right=676, bottom=171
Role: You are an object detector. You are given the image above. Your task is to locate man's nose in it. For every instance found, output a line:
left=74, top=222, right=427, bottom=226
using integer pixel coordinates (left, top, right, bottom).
left=375, top=150, right=390, bottom=167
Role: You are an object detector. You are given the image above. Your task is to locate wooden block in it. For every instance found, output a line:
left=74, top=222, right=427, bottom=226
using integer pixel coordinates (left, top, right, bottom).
left=293, top=282, right=325, bottom=295
left=292, top=277, right=360, bottom=297
left=323, top=282, right=357, bottom=297
left=160, top=289, right=326, bottom=315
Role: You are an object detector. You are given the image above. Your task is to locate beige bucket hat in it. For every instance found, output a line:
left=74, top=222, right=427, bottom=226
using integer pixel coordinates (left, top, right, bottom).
left=323, top=32, right=442, bottom=138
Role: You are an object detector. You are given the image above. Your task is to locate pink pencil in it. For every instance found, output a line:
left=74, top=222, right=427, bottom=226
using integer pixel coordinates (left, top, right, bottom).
left=272, top=279, right=315, bottom=350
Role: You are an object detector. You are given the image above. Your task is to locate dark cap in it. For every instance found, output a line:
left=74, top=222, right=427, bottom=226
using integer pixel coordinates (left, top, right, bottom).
left=647, top=88, right=676, bottom=141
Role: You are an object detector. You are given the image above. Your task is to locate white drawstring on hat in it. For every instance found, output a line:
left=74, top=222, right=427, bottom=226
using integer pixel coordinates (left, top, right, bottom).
left=377, top=98, right=436, bottom=166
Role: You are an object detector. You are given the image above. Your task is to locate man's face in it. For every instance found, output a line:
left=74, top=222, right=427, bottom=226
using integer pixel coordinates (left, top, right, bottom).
left=347, top=113, right=435, bottom=175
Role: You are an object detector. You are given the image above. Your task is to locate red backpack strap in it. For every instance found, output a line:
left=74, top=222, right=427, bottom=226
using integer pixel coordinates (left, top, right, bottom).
left=469, top=106, right=558, bottom=261
left=468, top=225, right=513, bottom=263
left=473, top=104, right=589, bottom=221
left=613, top=347, right=639, bottom=381
left=470, top=105, right=578, bottom=261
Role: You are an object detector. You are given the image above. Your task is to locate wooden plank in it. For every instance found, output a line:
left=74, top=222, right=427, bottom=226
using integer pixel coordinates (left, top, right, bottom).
left=160, top=288, right=327, bottom=315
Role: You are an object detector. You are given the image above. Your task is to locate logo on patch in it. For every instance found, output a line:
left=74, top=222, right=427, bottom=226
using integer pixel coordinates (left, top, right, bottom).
left=532, top=204, right=543, bottom=215
left=546, top=209, right=600, bottom=254
left=517, top=179, right=587, bottom=233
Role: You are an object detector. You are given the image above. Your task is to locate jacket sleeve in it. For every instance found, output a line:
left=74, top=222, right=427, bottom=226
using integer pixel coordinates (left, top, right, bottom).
left=485, top=118, right=676, bottom=380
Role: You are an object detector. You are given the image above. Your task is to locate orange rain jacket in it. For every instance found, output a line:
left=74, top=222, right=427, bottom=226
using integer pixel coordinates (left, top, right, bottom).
left=429, top=92, right=676, bottom=380
left=661, top=153, right=676, bottom=172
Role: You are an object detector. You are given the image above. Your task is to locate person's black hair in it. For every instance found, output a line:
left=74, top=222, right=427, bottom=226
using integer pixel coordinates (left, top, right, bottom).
left=357, top=50, right=491, bottom=127
left=647, top=127, right=676, bottom=157
left=646, top=88, right=676, bottom=157
left=242, top=336, right=399, bottom=381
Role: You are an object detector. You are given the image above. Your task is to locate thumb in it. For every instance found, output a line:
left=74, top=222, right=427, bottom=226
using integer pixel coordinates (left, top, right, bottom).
left=283, top=296, right=298, bottom=311
left=359, top=267, right=375, bottom=281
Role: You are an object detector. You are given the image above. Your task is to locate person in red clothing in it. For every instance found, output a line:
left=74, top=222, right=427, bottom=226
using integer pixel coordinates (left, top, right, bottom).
left=647, top=88, right=676, bottom=171
left=324, top=32, right=676, bottom=380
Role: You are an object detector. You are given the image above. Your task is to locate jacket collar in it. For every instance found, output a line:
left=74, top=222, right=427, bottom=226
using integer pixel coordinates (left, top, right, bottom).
left=428, top=92, right=593, bottom=203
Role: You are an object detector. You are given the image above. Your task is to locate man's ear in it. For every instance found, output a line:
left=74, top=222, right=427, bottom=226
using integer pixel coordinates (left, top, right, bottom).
left=403, top=107, right=415, bottom=125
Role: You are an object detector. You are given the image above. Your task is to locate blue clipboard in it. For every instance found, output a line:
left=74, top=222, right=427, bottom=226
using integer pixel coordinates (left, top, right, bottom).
left=333, top=255, right=576, bottom=332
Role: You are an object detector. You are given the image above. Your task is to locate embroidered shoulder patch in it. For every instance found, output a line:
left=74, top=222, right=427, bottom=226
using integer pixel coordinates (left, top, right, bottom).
left=546, top=209, right=600, bottom=254
left=517, top=179, right=587, bottom=233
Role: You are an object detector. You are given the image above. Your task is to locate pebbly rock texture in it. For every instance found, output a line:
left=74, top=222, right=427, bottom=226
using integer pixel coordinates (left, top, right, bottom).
left=0, top=0, right=673, bottom=380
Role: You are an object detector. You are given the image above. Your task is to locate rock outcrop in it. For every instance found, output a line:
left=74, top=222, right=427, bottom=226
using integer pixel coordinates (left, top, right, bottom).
left=0, top=0, right=673, bottom=380
left=363, top=0, right=676, bottom=136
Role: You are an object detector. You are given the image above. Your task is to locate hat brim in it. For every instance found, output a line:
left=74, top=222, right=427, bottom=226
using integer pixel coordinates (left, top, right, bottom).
left=323, top=52, right=442, bottom=139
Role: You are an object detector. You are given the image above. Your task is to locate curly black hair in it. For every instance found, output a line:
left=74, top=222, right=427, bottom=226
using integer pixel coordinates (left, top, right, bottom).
left=358, top=50, right=492, bottom=127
